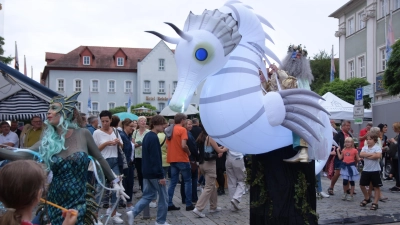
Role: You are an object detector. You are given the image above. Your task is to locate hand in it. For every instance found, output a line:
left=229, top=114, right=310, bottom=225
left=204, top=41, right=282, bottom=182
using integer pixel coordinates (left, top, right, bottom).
left=61, top=209, right=78, bottom=225
left=269, top=64, right=278, bottom=72
left=108, top=140, right=116, bottom=146
left=113, top=177, right=130, bottom=202
left=390, top=138, right=396, bottom=143
left=218, top=153, right=223, bottom=158
left=159, top=178, right=166, bottom=186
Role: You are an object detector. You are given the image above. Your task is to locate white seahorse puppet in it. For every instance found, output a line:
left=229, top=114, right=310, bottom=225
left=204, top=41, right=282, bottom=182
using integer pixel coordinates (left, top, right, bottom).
left=146, top=1, right=333, bottom=167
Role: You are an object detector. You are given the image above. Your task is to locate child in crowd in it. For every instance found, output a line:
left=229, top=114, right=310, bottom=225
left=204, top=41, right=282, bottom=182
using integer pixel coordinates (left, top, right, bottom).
left=0, top=160, right=77, bottom=225
left=337, top=137, right=360, bottom=201
left=359, top=134, right=382, bottom=210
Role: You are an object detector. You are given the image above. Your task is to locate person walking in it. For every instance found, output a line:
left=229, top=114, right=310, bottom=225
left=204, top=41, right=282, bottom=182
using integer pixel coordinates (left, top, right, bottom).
left=225, top=149, right=246, bottom=211
left=127, top=115, right=169, bottom=225
left=132, top=116, right=150, bottom=194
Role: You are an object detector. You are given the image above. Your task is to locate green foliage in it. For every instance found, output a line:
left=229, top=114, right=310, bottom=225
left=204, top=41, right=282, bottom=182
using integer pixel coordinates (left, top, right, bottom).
left=131, top=103, right=156, bottom=116
left=109, top=106, right=128, bottom=114
left=383, top=40, right=400, bottom=95
left=294, top=172, right=318, bottom=225
left=318, top=78, right=371, bottom=108
left=0, top=36, right=14, bottom=64
left=246, top=161, right=268, bottom=208
left=309, top=50, right=339, bottom=93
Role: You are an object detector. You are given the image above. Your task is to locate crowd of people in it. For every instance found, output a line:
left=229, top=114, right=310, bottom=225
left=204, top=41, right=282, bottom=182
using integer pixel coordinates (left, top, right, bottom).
left=316, top=120, right=400, bottom=211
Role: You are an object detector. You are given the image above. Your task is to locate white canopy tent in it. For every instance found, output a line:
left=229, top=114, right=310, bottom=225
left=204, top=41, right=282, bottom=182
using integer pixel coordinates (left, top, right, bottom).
left=159, top=105, right=199, bottom=116
left=319, top=92, right=372, bottom=120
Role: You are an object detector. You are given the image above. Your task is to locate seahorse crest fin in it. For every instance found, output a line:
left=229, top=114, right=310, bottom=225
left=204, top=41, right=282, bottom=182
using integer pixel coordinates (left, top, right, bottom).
left=183, top=9, right=242, bottom=56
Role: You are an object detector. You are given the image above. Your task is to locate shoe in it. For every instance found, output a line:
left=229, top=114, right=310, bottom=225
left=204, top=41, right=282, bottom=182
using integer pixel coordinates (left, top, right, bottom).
left=327, top=188, right=334, bottom=195
left=346, top=195, right=354, bottom=201
left=149, top=201, right=157, bottom=208
left=155, top=222, right=171, bottom=225
left=320, top=192, right=330, bottom=198
left=231, top=199, right=239, bottom=210
left=346, top=190, right=357, bottom=195
left=167, top=205, right=180, bottom=211
left=209, top=207, right=221, bottom=213
left=126, top=211, right=134, bottom=225
left=192, top=208, right=205, bottom=218
left=390, top=186, right=400, bottom=192
left=106, top=208, right=121, bottom=216
left=102, top=203, right=109, bottom=209
left=119, top=202, right=126, bottom=208
left=230, top=204, right=238, bottom=211
left=323, top=172, right=327, bottom=177
left=112, top=215, right=124, bottom=224
left=126, top=206, right=134, bottom=212
left=283, top=147, right=309, bottom=163
left=384, top=177, right=393, bottom=181
left=186, top=205, right=195, bottom=211
left=342, top=193, right=347, bottom=200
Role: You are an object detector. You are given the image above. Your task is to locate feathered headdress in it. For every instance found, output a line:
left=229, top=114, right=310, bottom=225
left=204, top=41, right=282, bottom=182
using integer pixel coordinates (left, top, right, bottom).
left=50, top=92, right=80, bottom=121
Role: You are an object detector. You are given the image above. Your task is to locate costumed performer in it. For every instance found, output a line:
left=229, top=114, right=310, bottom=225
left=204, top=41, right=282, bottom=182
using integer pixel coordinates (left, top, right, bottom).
left=0, top=92, right=128, bottom=225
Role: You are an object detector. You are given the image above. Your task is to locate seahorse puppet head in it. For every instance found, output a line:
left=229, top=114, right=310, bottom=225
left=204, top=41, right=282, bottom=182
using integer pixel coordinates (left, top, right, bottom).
left=146, top=10, right=241, bottom=112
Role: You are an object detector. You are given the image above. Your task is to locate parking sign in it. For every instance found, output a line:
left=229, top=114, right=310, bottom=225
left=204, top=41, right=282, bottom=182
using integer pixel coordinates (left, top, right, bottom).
left=355, top=88, right=363, bottom=100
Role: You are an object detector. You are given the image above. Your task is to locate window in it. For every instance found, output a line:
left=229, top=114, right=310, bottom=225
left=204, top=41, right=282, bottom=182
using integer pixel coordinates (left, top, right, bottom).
left=125, top=81, right=132, bottom=93
left=57, top=79, right=64, bottom=92
left=144, top=81, right=150, bottom=93
left=158, top=81, right=165, bottom=93
left=379, top=0, right=388, bottom=18
left=74, top=79, right=82, bottom=92
left=159, top=59, right=165, bottom=70
left=108, top=102, right=115, bottom=110
left=379, top=47, right=387, bottom=71
left=158, top=103, right=165, bottom=111
left=92, top=102, right=99, bottom=112
left=76, top=102, right=82, bottom=111
left=395, top=0, right=400, bottom=10
left=358, top=11, right=365, bottom=30
left=83, top=56, right=90, bottom=65
left=358, top=56, right=366, bottom=78
left=173, top=81, right=177, bottom=93
left=347, top=60, right=355, bottom=78
left=91, top=80, right=99, bottom=92
left=108, top=80, right=115, bottom=92
left=347, top=17, right=354, bottom=35
left=117, top=57, right=124, bottom=66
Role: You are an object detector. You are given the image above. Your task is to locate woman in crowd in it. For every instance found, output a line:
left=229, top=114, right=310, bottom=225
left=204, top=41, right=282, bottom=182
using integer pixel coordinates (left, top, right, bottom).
left=0, top=93, right=125, bottom=225
left=0, top=160, right=77, bottom=225
left=119, top=118, right=136, bottom=211
left=192, top=129, right=227, bottom=218
left=388, top=122, right=400, bottom=192
left=93, top=110, right=124, bottom=224
left=132, top=116, right=150, bottom=194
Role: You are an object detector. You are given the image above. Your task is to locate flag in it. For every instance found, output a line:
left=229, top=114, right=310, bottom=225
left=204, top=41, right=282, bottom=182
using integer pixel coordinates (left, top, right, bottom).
left=127, top=93, right=132, bottom=113
left=386, top=15, right=395, bottom=61
left=87, top=86, right=92, bottom=113
left=330, top=45, right=335, bottom=82
left=24, top=55, right=27, bottom=75
left=14, top=41, right=19, bottom=71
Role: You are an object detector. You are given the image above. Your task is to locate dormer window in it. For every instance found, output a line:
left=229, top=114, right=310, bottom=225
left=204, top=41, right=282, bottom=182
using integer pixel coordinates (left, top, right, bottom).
left=83, top=56, right=90, bottom=65
left=117, top=57, right=124, bottom=66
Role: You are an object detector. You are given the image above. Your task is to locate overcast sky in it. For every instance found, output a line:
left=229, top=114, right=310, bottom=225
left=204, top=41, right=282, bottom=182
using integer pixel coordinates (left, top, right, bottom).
left=1, top=0, right=349, bottom=82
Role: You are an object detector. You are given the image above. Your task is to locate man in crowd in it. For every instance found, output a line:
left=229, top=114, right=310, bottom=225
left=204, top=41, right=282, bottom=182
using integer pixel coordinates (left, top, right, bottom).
left=166, top=113, right=194, bottom=211
left=190, top=118, right=202, bottom=141
left=359, top=122, right=373, bottom=151
left=0, top=122, right=19, bottom=147
left=87, top=115, right=99, bottom=134
left=10, top=121, right=21, bottom=138
left=226, top=149, right=246, bottom=211
left=21, top=116, right=44, bottom=148
left=328, top=120, right=353, bottom=195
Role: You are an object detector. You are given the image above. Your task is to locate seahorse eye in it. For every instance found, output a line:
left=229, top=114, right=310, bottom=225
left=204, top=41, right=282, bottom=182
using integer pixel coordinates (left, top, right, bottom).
left=195, top=48, right=208, bottom=61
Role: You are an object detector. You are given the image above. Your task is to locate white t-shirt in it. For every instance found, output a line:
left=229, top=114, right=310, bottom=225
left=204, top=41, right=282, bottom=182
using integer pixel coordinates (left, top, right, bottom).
left=228, top=150, right=243, bottom=159
left=0, top=132, right=19, bottom=147
left=93, top=129, right=122, bottom=159
left=361, top=145, right=382, bottom=172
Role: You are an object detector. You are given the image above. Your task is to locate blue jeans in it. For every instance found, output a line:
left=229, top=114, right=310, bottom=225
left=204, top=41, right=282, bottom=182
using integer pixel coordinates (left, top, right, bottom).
left=316, top=172, right=322, bottom=193
left=168, top=162, right=192, bottom=207
left=181, top=167, right=198, bottom=203
left=132, top=179, right=168, bottom=224
left=102, top=158, right=120, bottom=205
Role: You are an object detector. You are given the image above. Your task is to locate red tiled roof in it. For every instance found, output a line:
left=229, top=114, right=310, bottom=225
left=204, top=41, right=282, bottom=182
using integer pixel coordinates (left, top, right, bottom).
left=42, top=46, right=154, bottom=80
left=45, top=52, right=65, bottom=61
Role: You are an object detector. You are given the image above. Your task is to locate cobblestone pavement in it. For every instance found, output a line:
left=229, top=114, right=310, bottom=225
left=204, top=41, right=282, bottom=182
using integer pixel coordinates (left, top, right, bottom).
left=96, top=175, right=400, bottom=225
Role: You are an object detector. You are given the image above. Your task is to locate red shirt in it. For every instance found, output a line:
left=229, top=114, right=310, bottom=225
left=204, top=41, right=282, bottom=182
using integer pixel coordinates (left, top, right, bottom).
left=342, top=148, right=358, bottom=164
left=358, top=128, right=368, bottom=149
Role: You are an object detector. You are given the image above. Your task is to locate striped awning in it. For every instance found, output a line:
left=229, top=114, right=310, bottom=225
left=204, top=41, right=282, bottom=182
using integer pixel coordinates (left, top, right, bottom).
left=0, top=90, right=48, bottom=121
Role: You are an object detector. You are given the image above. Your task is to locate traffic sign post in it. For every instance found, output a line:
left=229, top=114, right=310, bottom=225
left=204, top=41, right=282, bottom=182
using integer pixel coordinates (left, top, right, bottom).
left=354, top=88, right=364, bottom=119
left=354, top=118, right=363, bottom=124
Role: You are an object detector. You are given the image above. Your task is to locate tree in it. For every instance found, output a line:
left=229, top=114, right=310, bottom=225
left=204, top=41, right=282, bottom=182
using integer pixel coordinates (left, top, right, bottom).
left=383, top=40, right=400, bottom=95
left=109, top=106, right=128, bottom=114
left=309, top=50, right=339, bottom=93
left=0, top=36, right=14, bottom=64
left=318, top=78, right=371, bottom=108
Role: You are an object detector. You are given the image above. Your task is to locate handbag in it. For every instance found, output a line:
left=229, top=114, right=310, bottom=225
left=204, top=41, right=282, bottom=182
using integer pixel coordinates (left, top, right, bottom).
left=204, top=136, right=217, bottom=161
left=113, top=128, right=128, bottom=169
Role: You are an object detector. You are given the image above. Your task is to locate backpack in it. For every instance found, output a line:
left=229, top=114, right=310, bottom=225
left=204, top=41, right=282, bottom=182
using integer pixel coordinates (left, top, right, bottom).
left=164, top=124, right=175, bottom=140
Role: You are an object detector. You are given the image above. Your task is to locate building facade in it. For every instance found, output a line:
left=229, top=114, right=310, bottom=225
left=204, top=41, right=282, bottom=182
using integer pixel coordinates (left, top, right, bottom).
left=41, top=41, right=202, bottom=115
left=330, top=0, right=400, bottom=102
